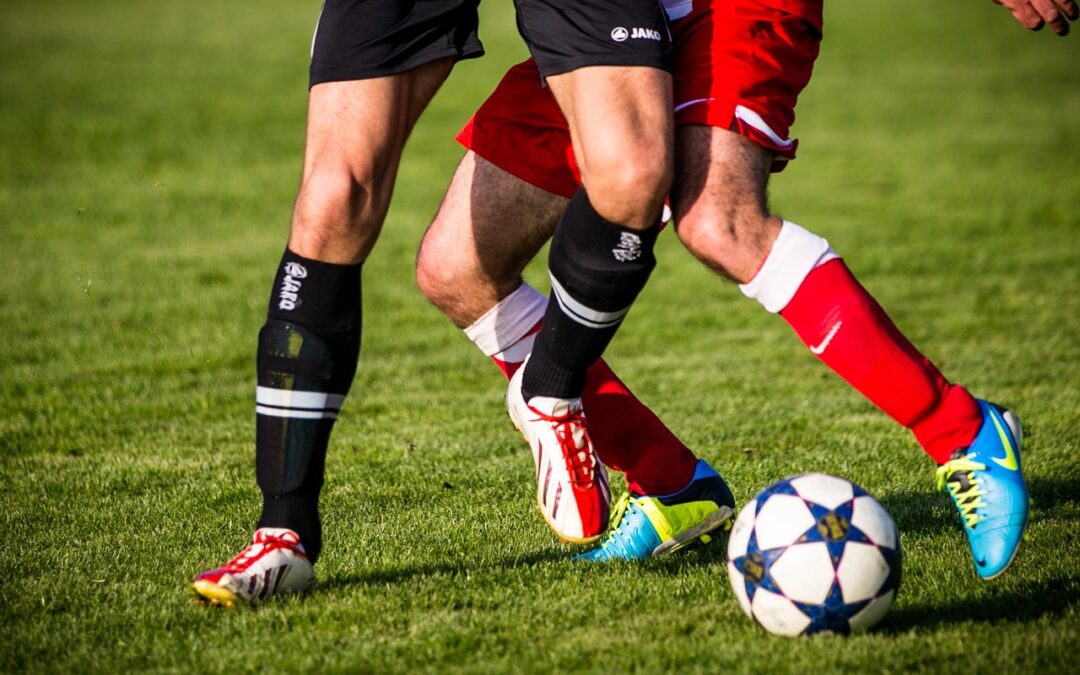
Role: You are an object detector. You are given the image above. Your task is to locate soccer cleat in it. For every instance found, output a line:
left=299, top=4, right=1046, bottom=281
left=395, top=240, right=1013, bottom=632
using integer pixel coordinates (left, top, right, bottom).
left=191, top=528, right=315, bottom=607
left=507, top=359, right=609, bottom=544
left=935, top=400, right=1028, bottom=580
left=575, top=459, right=736, bottom=562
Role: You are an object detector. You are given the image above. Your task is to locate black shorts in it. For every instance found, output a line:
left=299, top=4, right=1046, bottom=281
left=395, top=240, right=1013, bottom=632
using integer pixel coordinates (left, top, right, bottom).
left=513, top=0, right=672, bottom=79
left=310, top=0, right=484, bottom=87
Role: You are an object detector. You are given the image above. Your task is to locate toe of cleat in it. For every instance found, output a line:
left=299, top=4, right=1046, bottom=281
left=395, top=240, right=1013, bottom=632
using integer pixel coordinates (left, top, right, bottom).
left=191, top=578, right=241, bottom=608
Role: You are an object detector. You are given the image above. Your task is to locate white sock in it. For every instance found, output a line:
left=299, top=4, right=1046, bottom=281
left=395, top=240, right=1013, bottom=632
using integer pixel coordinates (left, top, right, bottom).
left=463, top=283, right=547, bottom=362
left=739, top=221, right=838, bottom=313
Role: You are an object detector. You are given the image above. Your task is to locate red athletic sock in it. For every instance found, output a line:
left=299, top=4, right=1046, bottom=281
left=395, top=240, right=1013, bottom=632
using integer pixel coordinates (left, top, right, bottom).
left=779, top=259, right=983, bottom=463
left=580, top=358, right=699, bottom=495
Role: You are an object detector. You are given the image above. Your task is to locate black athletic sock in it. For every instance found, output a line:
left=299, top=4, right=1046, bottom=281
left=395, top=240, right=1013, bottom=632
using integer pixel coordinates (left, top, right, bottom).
left=254, top=249, right=362, bottom=564
left=522, top=187, right=659, bottom=401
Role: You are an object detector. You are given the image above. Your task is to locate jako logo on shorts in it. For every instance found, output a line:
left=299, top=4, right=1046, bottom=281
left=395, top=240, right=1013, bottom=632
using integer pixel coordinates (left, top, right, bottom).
left=610, top=27, right=662, bottom=42
left=631, top=27, right=662, bottom=41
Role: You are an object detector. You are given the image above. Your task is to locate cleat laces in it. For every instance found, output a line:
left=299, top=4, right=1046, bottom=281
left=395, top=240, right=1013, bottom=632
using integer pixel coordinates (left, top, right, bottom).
left=222, top=543, right=264, bottom=573
left=527, top=404, right=596, bottom=489
left=221, top=532, right=300, bottom=574
left=593, top=493, right=636, bottom=552
left=608, top=493, right=633, bottom=532
left=936, top=453, right=989, bottom=529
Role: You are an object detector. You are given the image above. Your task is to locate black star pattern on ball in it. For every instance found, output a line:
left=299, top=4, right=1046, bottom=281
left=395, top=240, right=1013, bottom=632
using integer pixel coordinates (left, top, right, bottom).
left=731, top=480, right=902, bottom=636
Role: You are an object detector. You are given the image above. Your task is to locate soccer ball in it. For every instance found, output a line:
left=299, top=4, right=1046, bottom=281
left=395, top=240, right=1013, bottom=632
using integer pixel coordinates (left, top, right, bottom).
left=726, top=473, right=901, bottom=636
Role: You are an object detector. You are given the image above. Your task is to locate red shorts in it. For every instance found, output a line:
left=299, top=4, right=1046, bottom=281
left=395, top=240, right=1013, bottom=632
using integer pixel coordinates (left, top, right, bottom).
left=457, top=0, right=823, bottom=198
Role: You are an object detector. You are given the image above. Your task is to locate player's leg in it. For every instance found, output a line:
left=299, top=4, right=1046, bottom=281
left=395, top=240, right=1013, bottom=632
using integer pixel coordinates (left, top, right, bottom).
left=192, top=0, right=482, bottom=605
left=672, top=124, right=985, bottom=458
left=660, top=0, right=1027, bottom=578
left=670, top=0, right=1026, bottom=575
left=520, top=69, right=674, bottom=405
left=418, top=58, right=734, bottom=555
left=289, top=67, right=454, bottom=265
left=679, top=125, right=1027, bottom=578
left=259, top=62, right=453, bottom=551
left=193, top=67, right=452, bottom=607
left=417, top=150, right=563, bottom=328
left=503, top=0, right=676, bottom=542
left=543, top=68, right=741, bottom=556
left=512, top=0, right=673, bottom=404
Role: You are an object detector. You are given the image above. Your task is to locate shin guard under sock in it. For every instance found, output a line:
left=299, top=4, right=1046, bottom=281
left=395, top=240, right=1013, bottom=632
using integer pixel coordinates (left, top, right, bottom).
left=523, top=188, right=660, bottom=400
left=255, top=249, right=362, bottom=562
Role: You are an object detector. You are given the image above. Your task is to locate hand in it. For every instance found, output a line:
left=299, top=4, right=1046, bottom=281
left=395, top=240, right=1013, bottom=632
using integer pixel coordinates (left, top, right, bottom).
left=994, top=0, right=1079, bottom=36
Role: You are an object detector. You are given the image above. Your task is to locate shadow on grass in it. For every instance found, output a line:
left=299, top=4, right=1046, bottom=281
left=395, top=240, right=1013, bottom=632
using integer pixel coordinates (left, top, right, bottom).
left=880, top=575, right=1080, bottom=633
left=1026, top=476, right=1080, bottom=516
left=876, top=490, right=955, bottom=536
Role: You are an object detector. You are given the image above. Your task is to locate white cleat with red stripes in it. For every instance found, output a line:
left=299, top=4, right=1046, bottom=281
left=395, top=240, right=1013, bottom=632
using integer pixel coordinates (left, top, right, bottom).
left=191, top=528, right=314, bottom=607
left=507, top=361, right=610, bottom=544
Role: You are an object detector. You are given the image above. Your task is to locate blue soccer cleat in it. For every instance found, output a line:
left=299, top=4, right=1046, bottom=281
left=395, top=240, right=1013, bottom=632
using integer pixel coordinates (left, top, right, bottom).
left=575, top=459, right=735, bottom=562
left=935, top=400, right=1028, bottom=580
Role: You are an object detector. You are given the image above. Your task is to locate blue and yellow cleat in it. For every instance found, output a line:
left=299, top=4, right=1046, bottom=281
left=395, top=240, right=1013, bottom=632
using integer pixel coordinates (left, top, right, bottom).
left=936, top=400, right=1028, bottom=580
left=575, top=460, right=735, bottom=562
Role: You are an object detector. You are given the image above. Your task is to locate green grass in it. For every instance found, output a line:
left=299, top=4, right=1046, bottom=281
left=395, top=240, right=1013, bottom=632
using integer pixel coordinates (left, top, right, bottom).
left=2, top=0, right=1079, bottom=672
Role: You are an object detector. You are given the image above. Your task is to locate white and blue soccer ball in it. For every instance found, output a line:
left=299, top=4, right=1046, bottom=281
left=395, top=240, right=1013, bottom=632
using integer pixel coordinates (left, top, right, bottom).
left=726, top=473, right=902, bottom=636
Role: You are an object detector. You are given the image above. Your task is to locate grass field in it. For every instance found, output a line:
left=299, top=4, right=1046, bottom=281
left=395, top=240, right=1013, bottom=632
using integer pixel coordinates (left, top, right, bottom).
left=2, top=0, right=1079, bottom=672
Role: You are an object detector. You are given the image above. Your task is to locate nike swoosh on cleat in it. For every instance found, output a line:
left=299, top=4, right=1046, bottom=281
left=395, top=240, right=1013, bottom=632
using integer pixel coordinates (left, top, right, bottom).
left=809, top=321, right=842, bottom=355
left=975, top=556, right=987, bottom=567
left=989, top=412, right=1019, bottom=471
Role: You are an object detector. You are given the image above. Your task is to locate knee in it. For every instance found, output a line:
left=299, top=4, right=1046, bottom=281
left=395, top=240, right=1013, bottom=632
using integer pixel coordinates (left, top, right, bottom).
left=580, top=148, right=673, bottom=228
left=675, top=205, right=778, bottom=283
left=415, top=224, right=482, bottom=317
left=415, top=236, right=456, bottom=311
left=290, top=162, right=391, bottom=261
left=674, top=207, right=730, bottom=261
left=293, top=165, right=367, bottom=231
